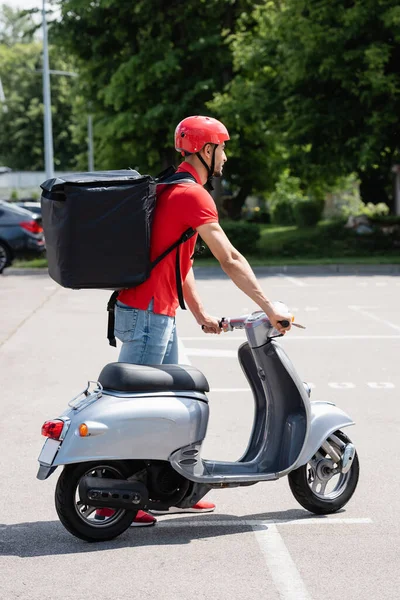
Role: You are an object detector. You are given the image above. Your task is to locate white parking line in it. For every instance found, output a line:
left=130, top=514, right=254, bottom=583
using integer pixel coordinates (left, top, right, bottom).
left=210, top=388, right=252, bottom=392
left=156, top=517, right=371, bottom=600
left=278, top=273, right=307, bottom=287
left=156, top=517, right=372, bottom=527
left=329, top=382, right=356, bottom=389
left=209, top=383, right=395, bottom=391
left=187, top=348, right=237, bottom=358
left=253, top=524, right=311, bottom=599
left=349, top=305, right=400, bottom=332
left=181, top=335, right=400, bottom=341
left=367, top=382, right=395, bottom=389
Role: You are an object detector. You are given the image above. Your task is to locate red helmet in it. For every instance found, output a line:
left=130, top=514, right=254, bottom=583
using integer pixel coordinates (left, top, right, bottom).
left=175, top=116, right=230, bottom=154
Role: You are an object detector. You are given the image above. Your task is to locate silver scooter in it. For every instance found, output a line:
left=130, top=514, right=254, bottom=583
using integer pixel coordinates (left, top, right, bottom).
left=37, top=303, right=359, bottom=542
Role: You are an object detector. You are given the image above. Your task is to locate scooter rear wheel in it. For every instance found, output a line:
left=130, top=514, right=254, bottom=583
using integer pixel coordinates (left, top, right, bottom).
left=55, top=461, right=137, bottom=542
left=288, top=430, right=359, bottom=515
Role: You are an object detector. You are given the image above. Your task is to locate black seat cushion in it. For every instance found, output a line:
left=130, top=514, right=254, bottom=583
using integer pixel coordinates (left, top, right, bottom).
left=98, top=362, right=209, bottom=393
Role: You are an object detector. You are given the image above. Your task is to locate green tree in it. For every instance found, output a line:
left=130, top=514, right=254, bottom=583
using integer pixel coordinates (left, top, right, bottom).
left=52, top=0, right=255, bottom=184
left=215, top=0, right=400, bottom=210
left=0, top=3, right=36, bottom=45
left=0, top=5, right=83, bottom=171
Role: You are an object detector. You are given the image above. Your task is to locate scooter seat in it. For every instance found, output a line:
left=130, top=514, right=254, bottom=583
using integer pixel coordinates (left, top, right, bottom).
left=98, top=362, right=210, bottom=393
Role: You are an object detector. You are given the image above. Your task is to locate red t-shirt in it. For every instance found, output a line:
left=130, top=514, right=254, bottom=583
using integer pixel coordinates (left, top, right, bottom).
left=118, top=162, right=218, bottom=316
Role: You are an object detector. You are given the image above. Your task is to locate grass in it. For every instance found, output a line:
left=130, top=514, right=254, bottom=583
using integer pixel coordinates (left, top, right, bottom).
left=12, top=257, right=48, bottom=268
left=12, top=254, right=400, bottom=270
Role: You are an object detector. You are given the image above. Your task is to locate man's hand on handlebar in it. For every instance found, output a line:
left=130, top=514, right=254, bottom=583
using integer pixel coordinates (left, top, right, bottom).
left=200, top=315, right=222, bottom=334
left=268, top=309, right=293, bottom=334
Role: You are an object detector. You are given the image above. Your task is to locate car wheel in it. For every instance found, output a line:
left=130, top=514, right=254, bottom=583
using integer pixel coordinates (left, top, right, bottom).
left=0, top=241, right=11, bottom=273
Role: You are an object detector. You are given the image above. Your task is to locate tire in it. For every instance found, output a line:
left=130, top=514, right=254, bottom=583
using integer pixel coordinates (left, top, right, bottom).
left=0, top=241, right=11, bottom=273
left=55, top=461, right=137, bottom=542
left=288, top=430, right=359, bottom=515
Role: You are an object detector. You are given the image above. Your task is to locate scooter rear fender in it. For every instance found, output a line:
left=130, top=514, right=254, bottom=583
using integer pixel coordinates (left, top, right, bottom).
left=40, top=391, right=209, bottom=468
left=293, top=401, right=354, bottom=468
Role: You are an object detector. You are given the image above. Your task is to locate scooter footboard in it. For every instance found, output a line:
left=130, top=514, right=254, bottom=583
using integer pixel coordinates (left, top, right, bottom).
left=293, top=401, right=354, bottom=468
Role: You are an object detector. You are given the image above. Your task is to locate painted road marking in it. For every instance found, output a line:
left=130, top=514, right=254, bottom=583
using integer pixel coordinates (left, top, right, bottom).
left=328, top=382, right=356, bottom=389
left=367, top=382, right=395, bottom=389
left=349, top=305, right=400, bottom=332
left=187, top=348, right=238, bottom=358
left=156, top=517, right=372, bottom=600
left=151, top=517, right=373, bottom=527
left=178, top=337, right=191, bottom=365
left=181, top=335, right=400, bottom=341
left=210, top=388, right=252, bottom=392
left=252, top=524, right=311, bottom=600
left=209, top=383, right=395, bottom=392
left=278, top=273, right=307, bottom=287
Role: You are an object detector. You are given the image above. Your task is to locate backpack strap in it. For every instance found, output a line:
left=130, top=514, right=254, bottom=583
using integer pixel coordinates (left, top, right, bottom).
left=157, top=170, right=197, bottom=186
left=107, top=290, right=119, bottom=347
left=107, top=171, right=198, bottom=347
left=153, top=169, right=198, bottom=311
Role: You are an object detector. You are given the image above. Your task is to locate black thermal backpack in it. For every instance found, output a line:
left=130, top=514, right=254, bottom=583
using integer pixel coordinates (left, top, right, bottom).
left=40, top=167, right=199, bottom=346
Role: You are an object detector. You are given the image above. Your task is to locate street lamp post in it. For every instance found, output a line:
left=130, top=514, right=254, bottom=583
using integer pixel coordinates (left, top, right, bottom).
left=42, top=0, right=54, bottom=180
left=88, top=114, right=94, bottom=171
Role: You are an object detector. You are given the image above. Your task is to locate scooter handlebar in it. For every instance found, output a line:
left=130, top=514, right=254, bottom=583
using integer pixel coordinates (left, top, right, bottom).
left=279, top=319, right=291, bottom=328
left=219, top=315, right=294, bottom=332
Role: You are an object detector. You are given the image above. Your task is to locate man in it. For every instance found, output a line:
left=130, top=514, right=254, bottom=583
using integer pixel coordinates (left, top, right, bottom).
left=96, top=115, right=292, bottom=527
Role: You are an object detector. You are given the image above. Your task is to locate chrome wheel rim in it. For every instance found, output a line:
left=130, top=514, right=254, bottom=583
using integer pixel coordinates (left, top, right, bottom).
left=74, top=465, right=127, bottom=528
left=307, top=446, right=352, bottom=501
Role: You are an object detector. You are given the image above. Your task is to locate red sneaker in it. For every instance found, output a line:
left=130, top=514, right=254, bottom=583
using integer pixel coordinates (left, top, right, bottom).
left=95, top=508, right=115, bottom=518
left=130, top=510, right=157, bottom=527
left=95, top=508, right=156, bottom=527
left=150, top=500, right=215, bottom=515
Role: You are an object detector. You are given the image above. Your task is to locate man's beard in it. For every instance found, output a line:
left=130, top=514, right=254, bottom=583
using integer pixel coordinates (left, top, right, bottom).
left=213, top=167, right=223, bottom=177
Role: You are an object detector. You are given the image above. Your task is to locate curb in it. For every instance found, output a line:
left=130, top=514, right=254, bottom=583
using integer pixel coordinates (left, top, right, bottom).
left=3, top=268, right=51, bottom=276
left=194, top=264, right=400, bottom=275
left=4, top=264, right=400, bottom=277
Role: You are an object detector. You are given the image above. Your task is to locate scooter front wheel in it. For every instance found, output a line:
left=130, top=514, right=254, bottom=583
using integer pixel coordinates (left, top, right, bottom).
left=288, top=430, right=359, bottom=515
left=55, top=461, right=137, bottom=542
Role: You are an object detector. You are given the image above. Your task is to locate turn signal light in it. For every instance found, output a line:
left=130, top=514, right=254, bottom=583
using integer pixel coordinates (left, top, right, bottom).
left=41, top=420, right=64, bottom=439
left=79, top=423, right=89, bottom=437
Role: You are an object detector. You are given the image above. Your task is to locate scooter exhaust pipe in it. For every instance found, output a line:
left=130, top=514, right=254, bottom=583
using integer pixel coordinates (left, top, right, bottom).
left=79, top=477, right=149, bottom=510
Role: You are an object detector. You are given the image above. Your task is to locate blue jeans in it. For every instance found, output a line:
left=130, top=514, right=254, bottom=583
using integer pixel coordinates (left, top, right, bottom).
left=114, top=300, right=178, bottom=365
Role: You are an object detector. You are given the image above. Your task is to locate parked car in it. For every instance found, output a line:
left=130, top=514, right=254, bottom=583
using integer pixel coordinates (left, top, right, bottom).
left=13, top=201, right=42, bottom=216
left=0, top=201, right=45, bottom=273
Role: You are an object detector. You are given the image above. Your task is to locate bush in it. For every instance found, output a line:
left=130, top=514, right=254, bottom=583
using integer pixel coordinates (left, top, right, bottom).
left=270, top=200, right=296, bottom=225
left=200, top=220, right=261, bottom=257
left=361, top=202, right=390, bottom=218
left=242, top=206, right=270, bottom=224
left=268, top=170, right=305, bottom=225
left=258, top=219, right=400, bottom=259
left=293, top=199, right=324, bottom=227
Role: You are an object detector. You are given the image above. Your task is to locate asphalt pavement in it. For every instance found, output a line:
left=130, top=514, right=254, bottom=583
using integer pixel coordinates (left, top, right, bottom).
left=0, top=266, right=399, bottom=600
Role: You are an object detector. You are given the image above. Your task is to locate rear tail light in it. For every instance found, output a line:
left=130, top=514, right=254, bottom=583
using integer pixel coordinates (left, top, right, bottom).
left=41, top=420, right=64, bottom=440
left=20, top=220, right=43, bottom=234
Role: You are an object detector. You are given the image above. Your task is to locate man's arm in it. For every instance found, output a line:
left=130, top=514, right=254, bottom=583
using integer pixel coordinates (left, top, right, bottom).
left=182, top=267, right=221, bottom=333
left=196, top=222, right=291, bottom=331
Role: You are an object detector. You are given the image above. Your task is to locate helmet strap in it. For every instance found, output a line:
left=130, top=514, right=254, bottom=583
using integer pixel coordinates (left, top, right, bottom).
left=196, top=144, right=217, bottom=191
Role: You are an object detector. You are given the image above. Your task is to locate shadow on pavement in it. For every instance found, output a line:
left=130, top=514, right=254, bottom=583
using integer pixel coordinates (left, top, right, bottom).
left=0, top=508, right=337, bottom=558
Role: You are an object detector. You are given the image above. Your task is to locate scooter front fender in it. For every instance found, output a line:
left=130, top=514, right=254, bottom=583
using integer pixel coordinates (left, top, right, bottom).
left=293, top=401, right=354, bottom=468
